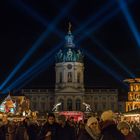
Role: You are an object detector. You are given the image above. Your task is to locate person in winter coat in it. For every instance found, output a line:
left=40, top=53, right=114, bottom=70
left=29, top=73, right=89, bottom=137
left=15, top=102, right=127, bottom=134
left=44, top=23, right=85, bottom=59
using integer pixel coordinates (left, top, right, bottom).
left=39, top=113, right=59, bottom=140
left=100, top=110, right=125, bottom=140
left=26, top=120, right=39, bottom=140
left=0, top=118, right=9, bottom=140
left=117, top=121, right=138, bottom=140
left=7, top=121, right=16, bottom=140
left=57, top=115, right=76, bottom=140
left=0, top=120, right=6, bottom=140
left=132, top=123, right=140, bottom=139
left=78, top=116, right=101, bottom=140
left=15, top=121, right=29, bottom=140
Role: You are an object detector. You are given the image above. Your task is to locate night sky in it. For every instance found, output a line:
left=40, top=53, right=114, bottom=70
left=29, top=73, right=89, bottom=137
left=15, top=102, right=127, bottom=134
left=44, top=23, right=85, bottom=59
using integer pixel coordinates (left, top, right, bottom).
left=0, top=0, right=140, bottom=94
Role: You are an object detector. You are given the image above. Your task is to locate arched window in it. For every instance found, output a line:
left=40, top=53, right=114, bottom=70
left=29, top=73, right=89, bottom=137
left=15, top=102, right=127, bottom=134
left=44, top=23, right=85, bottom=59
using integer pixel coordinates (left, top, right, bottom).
left=77, top=72, right=81, bottom=83
left=60, top=72, right=62, bottom=83
left=102, top=103, right=106, bottom=110
left=68, top=72, right=72, bottom=82
left=58, top=98, right=64, bottom=111
left=76, top=99, right=81, bottom=110
left=67, top=98, right=72, bottom=111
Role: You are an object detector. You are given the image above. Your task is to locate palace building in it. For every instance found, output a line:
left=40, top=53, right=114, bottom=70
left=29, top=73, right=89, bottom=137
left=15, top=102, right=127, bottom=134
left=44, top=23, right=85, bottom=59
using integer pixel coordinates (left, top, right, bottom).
left=22, top=26, right=119, bottom=113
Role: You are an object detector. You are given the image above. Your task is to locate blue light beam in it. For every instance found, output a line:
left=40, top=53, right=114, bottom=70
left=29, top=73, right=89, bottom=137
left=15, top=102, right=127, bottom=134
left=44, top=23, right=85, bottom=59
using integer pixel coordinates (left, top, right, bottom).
left=13, top=0, right=65, bottom=39
left=76, top=8, right=120, bottom=45
left=71, top=1, right=135, bottom=79
left=91, top=37, right=135, bottom=78
left=119, top=0, right=140, bottom=46
left=0, top=0, right=114, bottom=90
left=73, top=16, right=135, bottom=78
left=2, top=0, right=134, bottom=91
left=0, top=0, right=75, bottom=90
left=83, top=48, right=128, bottom=88
left=76, top=0, right=134, bottom=45
left=2, top=42, right=63, bottom=93
left=3, top=57, right=55, bottom=93
left=1, top=3, right=118, bottom=91
left=74, top=0, right=115, bottom=36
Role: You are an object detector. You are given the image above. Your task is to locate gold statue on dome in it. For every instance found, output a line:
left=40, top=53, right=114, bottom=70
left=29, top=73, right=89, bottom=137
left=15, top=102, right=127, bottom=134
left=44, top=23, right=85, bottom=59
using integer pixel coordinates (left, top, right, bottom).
left=68, top=22, right=72, bottom=33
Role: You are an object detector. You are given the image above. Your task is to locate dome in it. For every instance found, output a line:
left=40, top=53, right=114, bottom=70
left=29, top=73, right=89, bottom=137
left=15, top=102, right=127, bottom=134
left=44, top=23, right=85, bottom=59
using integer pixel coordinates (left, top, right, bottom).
left=56, top=24, right=84, bottom=63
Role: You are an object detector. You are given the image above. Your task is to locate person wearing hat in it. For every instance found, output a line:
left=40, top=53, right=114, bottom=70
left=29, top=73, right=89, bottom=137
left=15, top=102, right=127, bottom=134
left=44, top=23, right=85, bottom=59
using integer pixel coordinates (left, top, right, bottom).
left=78, top=116, right=101, bottom=140
left=57, top=115, right=76, bottom=140
left=117, top=121, right=138, bottom=140
left=100, top=110, right=125, bottom=140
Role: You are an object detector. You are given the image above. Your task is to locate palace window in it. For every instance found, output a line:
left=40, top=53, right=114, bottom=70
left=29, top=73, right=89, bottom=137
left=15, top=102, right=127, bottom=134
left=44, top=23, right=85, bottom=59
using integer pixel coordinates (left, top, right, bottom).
left=102, top=103, right=106, bottom=110
left=60, top=72, right=62, bottom=83
left=68, top=72, right=72, bottom=82
left=67, top=98, right=72, bottom=111
left=111, top=102, right=114, bottom=111
left=77, top=72, right=81, bottom=83
left=76, top=99, right=81, bottom=110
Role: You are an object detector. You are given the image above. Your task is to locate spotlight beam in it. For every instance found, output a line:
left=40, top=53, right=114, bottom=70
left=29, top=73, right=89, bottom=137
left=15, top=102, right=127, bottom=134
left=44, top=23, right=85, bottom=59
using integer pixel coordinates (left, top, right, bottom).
left=90, top=37, right=135, bottom=78
left=3, top=57, right=55, bottom=93
left=72, top=17, right=135, bottom=79
left=0, top=0, right=75, bottom=90
left=1, top=1, right=115, bottom=90
left=1, top=3, right=120, bottom=89
left=12, top=0, right=65, bottom=39
left=76, top=0, right=134, bottom=44
left=13, top=0, right=118, bottom=41
left=76, top=8, right=120, bottom=44
left=13, top=0, right=116, bottom=40
left=71, top=0, right=116, bottom=35
left=2, top=1, right=134, bottom=91
left=2, top=42, right=63, bottom=93
left=83, top=48, right=128, bottom=88
left=119, top=0, right=140, bottom=46
left=47, top=0, right=116, bottom=35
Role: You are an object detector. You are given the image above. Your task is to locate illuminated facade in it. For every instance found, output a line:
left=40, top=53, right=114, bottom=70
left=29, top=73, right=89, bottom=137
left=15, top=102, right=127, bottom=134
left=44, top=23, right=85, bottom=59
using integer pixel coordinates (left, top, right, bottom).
left=124, top=78, right=140, bottom=112
left=22, top=26, right=118, bottom=113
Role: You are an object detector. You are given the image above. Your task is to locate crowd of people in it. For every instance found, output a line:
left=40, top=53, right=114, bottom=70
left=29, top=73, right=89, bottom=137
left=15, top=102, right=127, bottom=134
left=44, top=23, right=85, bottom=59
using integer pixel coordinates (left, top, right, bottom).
left=0, top=110, right=140, bottom=140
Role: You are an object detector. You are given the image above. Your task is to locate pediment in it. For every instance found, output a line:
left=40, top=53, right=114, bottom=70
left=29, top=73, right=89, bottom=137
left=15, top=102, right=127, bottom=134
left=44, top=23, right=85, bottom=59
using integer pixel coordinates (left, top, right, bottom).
left=56, top=87, right=80, bottom=93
